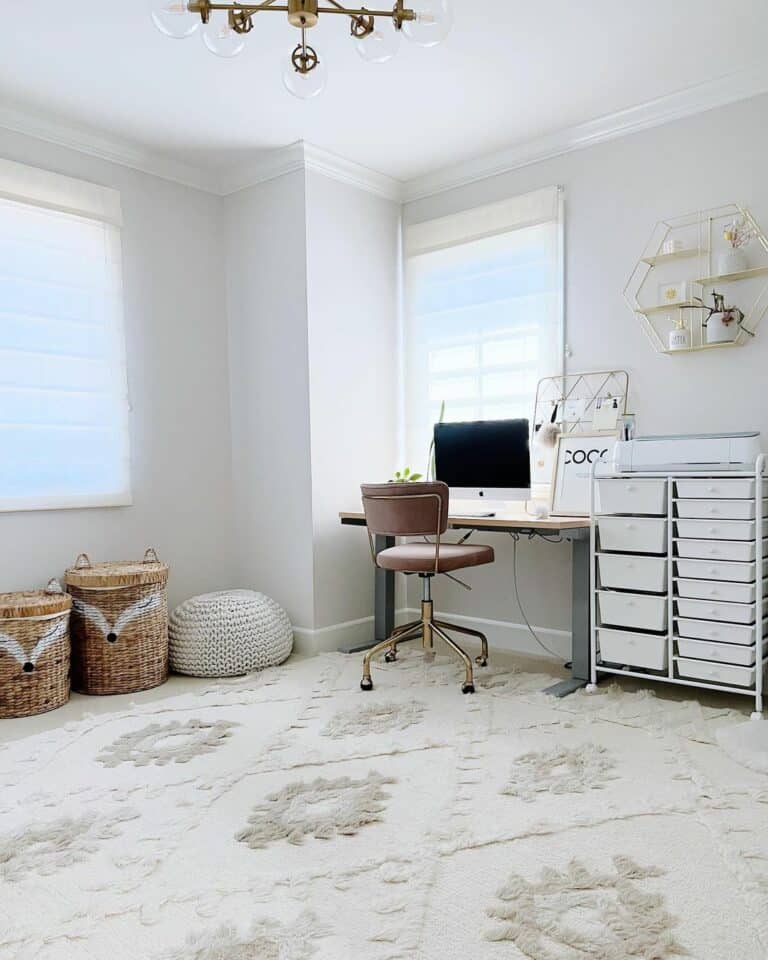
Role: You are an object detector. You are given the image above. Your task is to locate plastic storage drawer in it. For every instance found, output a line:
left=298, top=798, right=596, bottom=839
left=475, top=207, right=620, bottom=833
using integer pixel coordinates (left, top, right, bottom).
left=674, top=558, right=761, bottom=583
left=675, top=519, right=756, bottom=541
left=598, top=628, right=668, bottom=671
left=597, top=517, right=667, bottom=555
left=675, top=597, right=766, bottom=624
left=598, top=590, right=667, bottom=632
left=676, top=637, right=756, bottom=666
left=598, top=554, right=667, bottom=593
left=675, top=499, right=760, bottom=520
left=675, top=478, right=768, bottom=500
left=596, top=479, right=667, bottom=516
left=677, top=657, right=758, bottom=688
left=675, top=539, right=767, bottom=563
left=676, top=578, right=762, bottom=604
left=676, top=617, right=758, bottom=646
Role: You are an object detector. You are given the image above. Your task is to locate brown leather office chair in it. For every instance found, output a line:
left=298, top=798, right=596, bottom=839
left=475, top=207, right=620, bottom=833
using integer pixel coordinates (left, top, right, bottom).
left=360, top=481, right=495, bottom=694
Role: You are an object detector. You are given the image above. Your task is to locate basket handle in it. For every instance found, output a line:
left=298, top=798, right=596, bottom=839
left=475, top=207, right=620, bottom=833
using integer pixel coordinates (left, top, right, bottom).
left=45, top=578, right=64, bottom=594
left=74, top=553, right=92, bottom=570
left=143, top=547, right=160, bottom=564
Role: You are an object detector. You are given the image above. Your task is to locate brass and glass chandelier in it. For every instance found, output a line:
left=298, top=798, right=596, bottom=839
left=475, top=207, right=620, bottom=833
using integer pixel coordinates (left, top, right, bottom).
left=150, top=0, right=453, bottom=98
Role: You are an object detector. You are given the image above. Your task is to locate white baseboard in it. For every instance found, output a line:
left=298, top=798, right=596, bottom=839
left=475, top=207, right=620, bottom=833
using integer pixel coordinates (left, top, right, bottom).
left=292, top=609, right=413, bottom=656
left=293, top=608, right=570, bottom=662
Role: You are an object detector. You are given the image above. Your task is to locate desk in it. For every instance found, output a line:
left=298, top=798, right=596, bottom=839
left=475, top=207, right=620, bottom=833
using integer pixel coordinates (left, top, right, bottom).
left=339, top=509, right=592, bottom=697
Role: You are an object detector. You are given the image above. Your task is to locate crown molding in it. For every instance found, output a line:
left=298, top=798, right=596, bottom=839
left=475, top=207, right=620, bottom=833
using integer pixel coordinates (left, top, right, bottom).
left=402, top=63, right=768, bottom=203
left=1, top=62, right=767, bottom=204
left=0, top=102, right=218, bottom=194
left=217, top=141, right=402, bottom=201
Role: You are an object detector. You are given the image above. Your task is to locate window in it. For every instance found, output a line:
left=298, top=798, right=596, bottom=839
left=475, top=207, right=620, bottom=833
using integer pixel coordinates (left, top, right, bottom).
left=0, top=158, right=129, bottom=511
left=402, top=186, right=563, bottom=472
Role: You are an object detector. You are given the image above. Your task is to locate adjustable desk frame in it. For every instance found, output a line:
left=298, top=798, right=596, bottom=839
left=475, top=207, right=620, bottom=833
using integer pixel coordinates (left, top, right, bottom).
left=338, top=512, right=591, bottom=697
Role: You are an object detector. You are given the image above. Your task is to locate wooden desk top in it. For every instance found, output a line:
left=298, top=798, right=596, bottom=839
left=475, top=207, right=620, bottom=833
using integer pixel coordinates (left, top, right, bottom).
left=339, top=509, right=590, bottom=532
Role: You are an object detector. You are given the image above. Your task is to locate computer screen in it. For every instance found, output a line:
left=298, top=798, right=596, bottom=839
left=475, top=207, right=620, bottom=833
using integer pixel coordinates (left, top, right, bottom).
left=434, top=419, right=531, bottom=497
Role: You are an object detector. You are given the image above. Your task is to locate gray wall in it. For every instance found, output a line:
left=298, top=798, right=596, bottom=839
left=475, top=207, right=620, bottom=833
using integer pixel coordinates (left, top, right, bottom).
left=0, top=128, right=237, bottom=608
left=403, top=93, right=768, bottom=655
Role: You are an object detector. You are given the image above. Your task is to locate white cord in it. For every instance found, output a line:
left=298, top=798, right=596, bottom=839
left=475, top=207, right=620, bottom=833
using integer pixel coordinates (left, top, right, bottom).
left=510, top=533, right=565, bottom=662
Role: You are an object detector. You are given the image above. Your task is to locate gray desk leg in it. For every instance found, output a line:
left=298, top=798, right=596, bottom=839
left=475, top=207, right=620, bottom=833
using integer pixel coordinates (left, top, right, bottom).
left=339, top=534, right=395, bottom=655
left=543, top=533, right=591, bottom=698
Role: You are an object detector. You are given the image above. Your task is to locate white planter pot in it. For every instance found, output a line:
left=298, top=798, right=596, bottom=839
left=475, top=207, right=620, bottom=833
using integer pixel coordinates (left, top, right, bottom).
left=716, top=248, right=748, bottom=276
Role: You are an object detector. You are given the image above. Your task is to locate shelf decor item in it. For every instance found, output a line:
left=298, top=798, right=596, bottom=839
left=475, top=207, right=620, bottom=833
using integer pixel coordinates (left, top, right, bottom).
left=0, top=581, right=72, bottom=719
left=65, top=549, right=170, bottom=696
left=625, top=203, right=768, bottom=353
left=169, top=590, right=293, bottom=677
left=718, top=217, right=758, bottom=276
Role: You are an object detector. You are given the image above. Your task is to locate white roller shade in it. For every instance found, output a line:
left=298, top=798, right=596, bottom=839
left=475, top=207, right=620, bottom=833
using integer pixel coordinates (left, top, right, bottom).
left=0, top=160, right=129, bottom=512
left=403, top=186, right=564, bottom=476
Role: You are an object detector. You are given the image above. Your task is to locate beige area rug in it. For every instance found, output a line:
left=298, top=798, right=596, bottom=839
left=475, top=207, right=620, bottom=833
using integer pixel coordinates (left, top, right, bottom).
left=0, top=651, right=767, bottom=959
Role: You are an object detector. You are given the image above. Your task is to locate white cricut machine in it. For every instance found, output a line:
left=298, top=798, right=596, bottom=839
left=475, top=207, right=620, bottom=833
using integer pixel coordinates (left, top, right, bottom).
left=611, top=432, right=761, bottom=473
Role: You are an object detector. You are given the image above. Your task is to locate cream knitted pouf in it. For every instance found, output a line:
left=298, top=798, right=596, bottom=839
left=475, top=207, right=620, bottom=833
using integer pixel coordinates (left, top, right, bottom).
left=169, top=590, right=293, bottom=677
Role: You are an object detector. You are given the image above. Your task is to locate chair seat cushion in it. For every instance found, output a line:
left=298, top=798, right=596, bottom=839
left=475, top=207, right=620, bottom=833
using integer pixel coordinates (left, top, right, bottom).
left=376, top=542, right=495, bottom=574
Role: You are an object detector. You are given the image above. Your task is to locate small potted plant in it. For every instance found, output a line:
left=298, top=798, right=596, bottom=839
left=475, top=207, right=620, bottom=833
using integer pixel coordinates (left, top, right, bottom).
left=719, top=217, right=758, bottom=276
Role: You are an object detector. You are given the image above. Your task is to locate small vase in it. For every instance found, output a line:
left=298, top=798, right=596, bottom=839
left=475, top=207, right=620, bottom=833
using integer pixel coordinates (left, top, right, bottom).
left=716, top=248, right=748, bottom=276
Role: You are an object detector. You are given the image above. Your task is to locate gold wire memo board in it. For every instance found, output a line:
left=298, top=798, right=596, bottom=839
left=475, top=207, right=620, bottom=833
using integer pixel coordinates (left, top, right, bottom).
left=533, top=370, right=630, bottom=435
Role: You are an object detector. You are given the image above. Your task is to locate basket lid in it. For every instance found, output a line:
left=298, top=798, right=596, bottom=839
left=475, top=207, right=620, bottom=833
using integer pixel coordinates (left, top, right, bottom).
left=65, top=549, right=170, bottom=588
left=0, top=583, right=72, bottom=619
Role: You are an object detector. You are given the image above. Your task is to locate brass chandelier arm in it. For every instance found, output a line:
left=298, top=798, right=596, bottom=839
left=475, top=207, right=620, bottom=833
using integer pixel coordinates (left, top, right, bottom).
left=188, top=1, right=415, bottom=20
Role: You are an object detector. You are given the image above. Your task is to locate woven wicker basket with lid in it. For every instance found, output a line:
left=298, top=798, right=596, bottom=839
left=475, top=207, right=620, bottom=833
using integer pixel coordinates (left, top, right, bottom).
left=66, top=549, right=170, bottom=696
left=0, top=581, right=72, bottom=718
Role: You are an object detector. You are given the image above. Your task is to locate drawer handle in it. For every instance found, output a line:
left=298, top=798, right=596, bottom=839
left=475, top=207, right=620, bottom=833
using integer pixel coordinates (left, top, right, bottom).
left=710, top=647, right=718, bottom=657
left=707, top=486, right=718, bottom=494
left=626, top=485, right=636, bottom=492
left=708, top=527, right=717, bottom=535
left=626, top=523, right=636, bottom=530
left=709, top=589, right=719, bottom=596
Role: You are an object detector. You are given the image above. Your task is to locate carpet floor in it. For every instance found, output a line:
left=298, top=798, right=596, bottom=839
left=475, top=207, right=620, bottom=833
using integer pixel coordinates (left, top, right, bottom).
left=0, top=650, right=766, bottom=959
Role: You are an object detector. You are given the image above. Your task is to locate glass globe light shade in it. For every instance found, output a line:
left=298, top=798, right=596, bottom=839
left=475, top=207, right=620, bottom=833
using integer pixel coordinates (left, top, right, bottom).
left=401, top=0, right=453, bottom=47
left=354, top=23, right=399, bottom=63
left=150, top=0, right=200, bottom=39
left=202, top=14, right=246, bottom=57
left=282, top=56, right=328, bottom=99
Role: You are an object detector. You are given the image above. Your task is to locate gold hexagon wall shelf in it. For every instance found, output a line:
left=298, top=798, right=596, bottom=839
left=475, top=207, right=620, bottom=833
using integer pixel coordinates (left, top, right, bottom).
left=624, top=203, right=768, bottom=353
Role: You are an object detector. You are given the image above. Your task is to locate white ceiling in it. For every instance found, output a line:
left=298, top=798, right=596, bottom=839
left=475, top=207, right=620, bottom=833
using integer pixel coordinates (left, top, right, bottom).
left=0, top=1, right=767, bottom=185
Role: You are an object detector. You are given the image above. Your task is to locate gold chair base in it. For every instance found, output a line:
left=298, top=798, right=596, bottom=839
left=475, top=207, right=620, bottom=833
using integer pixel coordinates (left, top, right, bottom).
left=360, top=599, right=488, bottom=695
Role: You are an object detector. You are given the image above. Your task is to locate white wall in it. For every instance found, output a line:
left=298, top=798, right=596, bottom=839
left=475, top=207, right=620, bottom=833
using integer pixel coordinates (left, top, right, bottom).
left=403, top=93, right=768, bottom=653
left=0, top=128, right=237, bottom=608
left=304, top=171, right=400, bottom=634
left=224, top=170, right=316, bottom=629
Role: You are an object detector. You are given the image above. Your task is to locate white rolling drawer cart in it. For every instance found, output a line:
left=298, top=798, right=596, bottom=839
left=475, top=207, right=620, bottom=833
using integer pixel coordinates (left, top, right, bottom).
left=589, top=457, right=767, bottom=718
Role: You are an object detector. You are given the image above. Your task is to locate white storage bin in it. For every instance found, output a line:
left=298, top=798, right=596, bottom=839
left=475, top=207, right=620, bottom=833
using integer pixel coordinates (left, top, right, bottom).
left=675, top=538, right=767, bottom=563
left=676, top=617, right=758, bottom=646
left=676, top=578, right=762, bottom=605
left=597, top=554, right=667, bottom=593
left=675, top=519, right=756, bottom=542
left=677, top=657, right=758, bottom=688
left=596, top=479, right=667, bottom=516
left=597, top=517, right=667, bottom=555
left=675, top=597, right=765, bottom=624
left=676, top=637, right=756, bottom=666
left=675, top=478, right=768, bottom=500
left=674, top=558, right=762, bottom=583
left=598, top=590, right=668, bottom=632
left=598, top=628, right=668, bottom=671
left=675, top=499, right=761, bottom=520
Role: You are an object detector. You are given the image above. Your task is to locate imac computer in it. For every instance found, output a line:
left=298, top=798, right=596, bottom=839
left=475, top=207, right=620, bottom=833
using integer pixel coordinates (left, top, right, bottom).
left=434, top=419, right=531, bottom=515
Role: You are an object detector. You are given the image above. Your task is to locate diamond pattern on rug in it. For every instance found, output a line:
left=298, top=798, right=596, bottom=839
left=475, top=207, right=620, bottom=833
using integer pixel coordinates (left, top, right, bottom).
left=501, top=743, right=618, bottom=802
left=236, top=771, right=396, bottom=849
left=97, top=719, right=239, bottom=768
left=321, top=700, right=427, bottom=739
left=485, top=856, right=684, bottom=959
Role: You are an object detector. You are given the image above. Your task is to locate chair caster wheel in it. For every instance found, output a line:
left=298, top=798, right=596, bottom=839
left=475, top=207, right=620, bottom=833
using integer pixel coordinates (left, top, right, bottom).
left=360, top=678, right=374, bottom=692
left=384, top=651, right=397, bottom=663
left=462, top=683, right=475, bottom=695
left=585, top=683, right=598, bottom=694
left=475, top=657, right=488, bottom=667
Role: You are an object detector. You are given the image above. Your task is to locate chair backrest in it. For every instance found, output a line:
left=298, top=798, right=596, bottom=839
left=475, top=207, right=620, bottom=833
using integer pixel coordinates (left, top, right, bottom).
left=360, top=482, right=449, bottom=538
